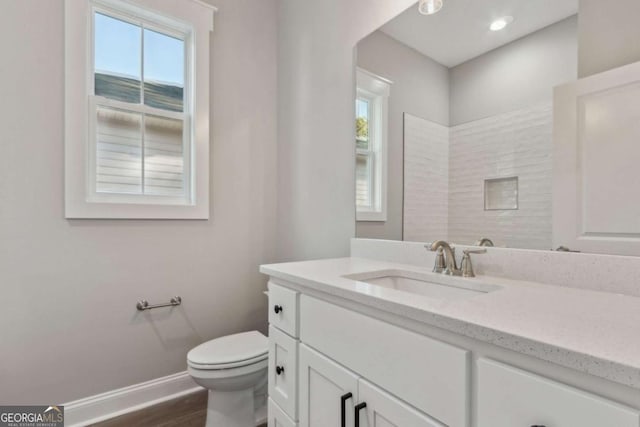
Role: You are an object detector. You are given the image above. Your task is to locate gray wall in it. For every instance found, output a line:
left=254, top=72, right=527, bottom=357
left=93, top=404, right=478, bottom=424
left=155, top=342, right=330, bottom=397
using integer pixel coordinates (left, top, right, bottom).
left=276, top=0, right=416, bottom=260
left=578, top=0, right=640, bottom=78
left=0, top=0, right=277, bottom=403
left=356, top=31, right=449, bottom=241
left=450, top=16, right=577, bottom=126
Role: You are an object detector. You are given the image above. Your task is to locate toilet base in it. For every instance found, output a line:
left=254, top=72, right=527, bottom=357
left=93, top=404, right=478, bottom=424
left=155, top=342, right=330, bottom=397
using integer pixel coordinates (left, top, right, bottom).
left=205, top=388, right=255, bottom=427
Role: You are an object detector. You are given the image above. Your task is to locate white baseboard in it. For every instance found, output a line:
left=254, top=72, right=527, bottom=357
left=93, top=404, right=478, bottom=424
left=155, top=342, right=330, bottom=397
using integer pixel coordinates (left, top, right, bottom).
left=63, top=371, right=203, bottom=427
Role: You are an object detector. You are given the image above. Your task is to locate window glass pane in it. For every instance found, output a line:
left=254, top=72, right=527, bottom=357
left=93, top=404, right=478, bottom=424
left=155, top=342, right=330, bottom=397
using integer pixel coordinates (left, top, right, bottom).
left=94, top=12, right=141, bottom=103
left=144, top=115, right=185, bottom=196
left=356, top=153, right=372, bottom=209
left=144, top=29, right=185, bottom=112
left=96, top=107, right=142, bottom=194
left=356, top=98, right=369, bottom=150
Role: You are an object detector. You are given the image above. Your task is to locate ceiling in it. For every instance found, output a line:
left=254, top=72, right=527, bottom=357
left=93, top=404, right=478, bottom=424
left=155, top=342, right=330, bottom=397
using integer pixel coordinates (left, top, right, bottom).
left=379, top=0, right=578, bottom=68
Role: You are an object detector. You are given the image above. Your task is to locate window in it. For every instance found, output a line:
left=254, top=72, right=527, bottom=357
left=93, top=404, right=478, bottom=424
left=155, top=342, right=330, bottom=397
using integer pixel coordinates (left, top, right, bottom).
left=355, top=69, right=390, bottom=221
left=65, top=0, right=215, bottom=219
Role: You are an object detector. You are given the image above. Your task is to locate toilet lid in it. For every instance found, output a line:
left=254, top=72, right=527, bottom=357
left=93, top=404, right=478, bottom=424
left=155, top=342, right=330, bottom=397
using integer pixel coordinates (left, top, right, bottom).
left=187, top=331, right=268, bottom=368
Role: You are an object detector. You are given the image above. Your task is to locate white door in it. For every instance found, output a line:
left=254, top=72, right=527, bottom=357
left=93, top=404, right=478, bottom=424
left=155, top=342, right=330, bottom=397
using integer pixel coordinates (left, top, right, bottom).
left=356, top=379, right=445, bottom=427
left=299, top=344, right=359, bottom=427
left=553, top=60, right=640, bottom=255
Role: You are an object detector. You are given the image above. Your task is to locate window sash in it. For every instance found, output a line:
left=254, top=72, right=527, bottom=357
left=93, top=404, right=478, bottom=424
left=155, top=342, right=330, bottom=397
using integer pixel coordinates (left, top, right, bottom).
left=356, top=151, right=375, bottom=211
left=87, top=0, right=194, bottom=205
left=90, top=4, right=190, bottom=113
left=88, top=96, right=192, bottom=205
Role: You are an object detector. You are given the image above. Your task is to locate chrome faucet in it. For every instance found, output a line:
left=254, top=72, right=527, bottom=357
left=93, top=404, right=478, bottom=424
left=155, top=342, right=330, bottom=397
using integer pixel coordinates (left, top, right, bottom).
left=427, top=240, right=486, bottom=277
left=427, top=240, right=459, bottom=276
left=475, top=237, right=494, bottom=247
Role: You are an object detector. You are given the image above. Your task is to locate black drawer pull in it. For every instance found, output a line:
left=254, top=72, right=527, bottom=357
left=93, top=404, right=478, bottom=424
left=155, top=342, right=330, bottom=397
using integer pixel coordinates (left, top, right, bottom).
left=354, top=402, right=367, bottom=427
left=274, top=305, right=283, bottom=314
left=340, top=392, right=352, bottom=427
left=275, top=365, right=284, bottom=375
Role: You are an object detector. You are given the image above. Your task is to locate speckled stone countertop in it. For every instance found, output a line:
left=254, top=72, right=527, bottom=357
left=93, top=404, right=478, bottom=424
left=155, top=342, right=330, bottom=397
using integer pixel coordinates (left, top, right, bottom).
left=260, top=257, right=640, bottom=390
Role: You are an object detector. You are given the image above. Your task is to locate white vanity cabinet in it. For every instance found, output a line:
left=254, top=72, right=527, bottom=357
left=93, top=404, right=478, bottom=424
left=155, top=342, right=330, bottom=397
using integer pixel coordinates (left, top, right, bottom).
left=266, top=279, right=640, bottom=427
left=299, top=344, right=444, bottom=427
left=268, top=281, right=467, bottom=427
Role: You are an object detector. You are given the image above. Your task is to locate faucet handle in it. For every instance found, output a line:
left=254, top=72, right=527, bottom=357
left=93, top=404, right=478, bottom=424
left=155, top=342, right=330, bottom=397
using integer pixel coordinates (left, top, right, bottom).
left=461, top=249, right=486, bottom=277
left=432, top=247, right=446, bottom=273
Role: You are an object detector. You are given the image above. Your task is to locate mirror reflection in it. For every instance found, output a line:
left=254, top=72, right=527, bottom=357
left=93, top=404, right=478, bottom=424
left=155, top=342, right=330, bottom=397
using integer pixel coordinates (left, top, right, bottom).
left=354, top=0, right=578, bottom=251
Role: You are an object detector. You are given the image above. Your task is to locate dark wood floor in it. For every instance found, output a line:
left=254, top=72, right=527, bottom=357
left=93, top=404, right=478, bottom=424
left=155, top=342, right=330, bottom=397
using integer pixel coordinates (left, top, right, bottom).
left=90, top=390, right=267, bottom=427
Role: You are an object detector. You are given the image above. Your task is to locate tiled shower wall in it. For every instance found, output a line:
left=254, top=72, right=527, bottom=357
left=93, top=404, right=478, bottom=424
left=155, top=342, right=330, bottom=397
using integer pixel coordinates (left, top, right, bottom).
left=448, top=103, right=553, bottom=249
left=404, top=103, right=553, bottom=249
left=403, top=114, right=449, bottom=242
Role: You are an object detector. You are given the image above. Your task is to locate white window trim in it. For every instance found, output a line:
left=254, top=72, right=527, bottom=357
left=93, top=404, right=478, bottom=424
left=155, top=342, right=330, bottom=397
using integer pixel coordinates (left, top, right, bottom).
left=356, top=68, right=391, bottom=222
left=64, top=0, right=215, bottom=219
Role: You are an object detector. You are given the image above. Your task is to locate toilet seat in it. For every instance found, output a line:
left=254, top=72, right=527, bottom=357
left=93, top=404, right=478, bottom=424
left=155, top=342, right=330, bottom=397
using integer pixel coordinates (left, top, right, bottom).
left=188, top=357, right=268, bottom=382
left=188, top=352, right=268, bottom=370
left=187, top=331, right=268, bottom=371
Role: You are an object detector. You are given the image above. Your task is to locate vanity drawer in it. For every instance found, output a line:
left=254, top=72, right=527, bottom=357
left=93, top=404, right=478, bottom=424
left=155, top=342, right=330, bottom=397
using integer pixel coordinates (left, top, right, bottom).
left=299, top=295, right=469, bottom=427
left=268, top=398, right=297, bottom=427
left=269, top=282, right=299, bottom=337
left=477, top=358, right=640, bottom=427
left=269, top=325, right=299, bottom=420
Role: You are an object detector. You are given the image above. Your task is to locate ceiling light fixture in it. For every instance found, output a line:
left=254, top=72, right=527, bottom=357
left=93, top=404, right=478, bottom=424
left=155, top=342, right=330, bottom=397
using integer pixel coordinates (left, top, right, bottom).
left=418, top=0, right=443, bottom=15
left=490, top=16, right=514, bottom=31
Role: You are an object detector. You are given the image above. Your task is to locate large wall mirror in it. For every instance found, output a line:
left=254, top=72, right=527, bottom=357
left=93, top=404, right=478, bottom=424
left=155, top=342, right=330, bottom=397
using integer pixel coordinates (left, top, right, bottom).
left=354, top=0, right=597, bottom=252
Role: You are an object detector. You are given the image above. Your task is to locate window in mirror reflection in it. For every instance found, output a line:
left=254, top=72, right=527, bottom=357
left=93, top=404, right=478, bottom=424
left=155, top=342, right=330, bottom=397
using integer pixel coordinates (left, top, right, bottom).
left=355, top=69, right=391, bottom=222
left=356, top=98, right=370, bottom=150
left=356, top=98, right=372, bottom=209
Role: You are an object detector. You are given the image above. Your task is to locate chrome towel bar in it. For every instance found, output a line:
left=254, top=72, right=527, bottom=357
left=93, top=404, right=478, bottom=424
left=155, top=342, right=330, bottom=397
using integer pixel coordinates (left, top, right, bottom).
left=136, top=296, right=182, bottom=311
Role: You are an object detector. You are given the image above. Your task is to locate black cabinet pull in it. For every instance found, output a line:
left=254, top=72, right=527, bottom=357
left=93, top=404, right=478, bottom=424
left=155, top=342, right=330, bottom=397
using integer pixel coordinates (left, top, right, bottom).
left=354, top=402, right=367, bottom=427
left=274, top=305, right=283, bottom=314
left=275, top=365, right=284, bottom=375
left=340, top=392, right=352, bottom=427
left=531, top=425, right=546, bottom=427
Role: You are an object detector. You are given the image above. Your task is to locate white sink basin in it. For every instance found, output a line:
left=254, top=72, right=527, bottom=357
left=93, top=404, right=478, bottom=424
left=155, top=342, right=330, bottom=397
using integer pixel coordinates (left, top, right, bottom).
left=343, top=269, right=501, bottom=302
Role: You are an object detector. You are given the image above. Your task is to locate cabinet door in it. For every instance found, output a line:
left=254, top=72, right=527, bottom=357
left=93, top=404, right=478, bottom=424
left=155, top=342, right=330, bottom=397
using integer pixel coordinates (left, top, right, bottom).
left=269, top=326, right=298, bottom=420
left=300, top=295, right=469, bottom=427
left=299, top=344, right=359, bottom=427
left=477, top=359, right=640, bottom=427
left=357, top=379, right=444, bottom=427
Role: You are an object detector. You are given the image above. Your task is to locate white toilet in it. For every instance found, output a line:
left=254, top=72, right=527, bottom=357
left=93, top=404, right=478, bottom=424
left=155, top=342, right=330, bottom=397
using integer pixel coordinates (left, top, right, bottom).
left=187, top=331, right=268, bottom=427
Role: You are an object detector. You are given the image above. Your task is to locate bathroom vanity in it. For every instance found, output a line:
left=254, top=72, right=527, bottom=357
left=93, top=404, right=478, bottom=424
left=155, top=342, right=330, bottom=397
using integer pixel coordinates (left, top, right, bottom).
left=261, top=255, right=640, bottom=427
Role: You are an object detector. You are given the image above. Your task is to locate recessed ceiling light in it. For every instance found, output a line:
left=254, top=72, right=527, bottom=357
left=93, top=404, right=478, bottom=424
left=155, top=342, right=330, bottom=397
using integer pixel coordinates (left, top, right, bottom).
left=490, top=16, right=514, bottom=31
left=418, top=0, right=443, bottom=15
